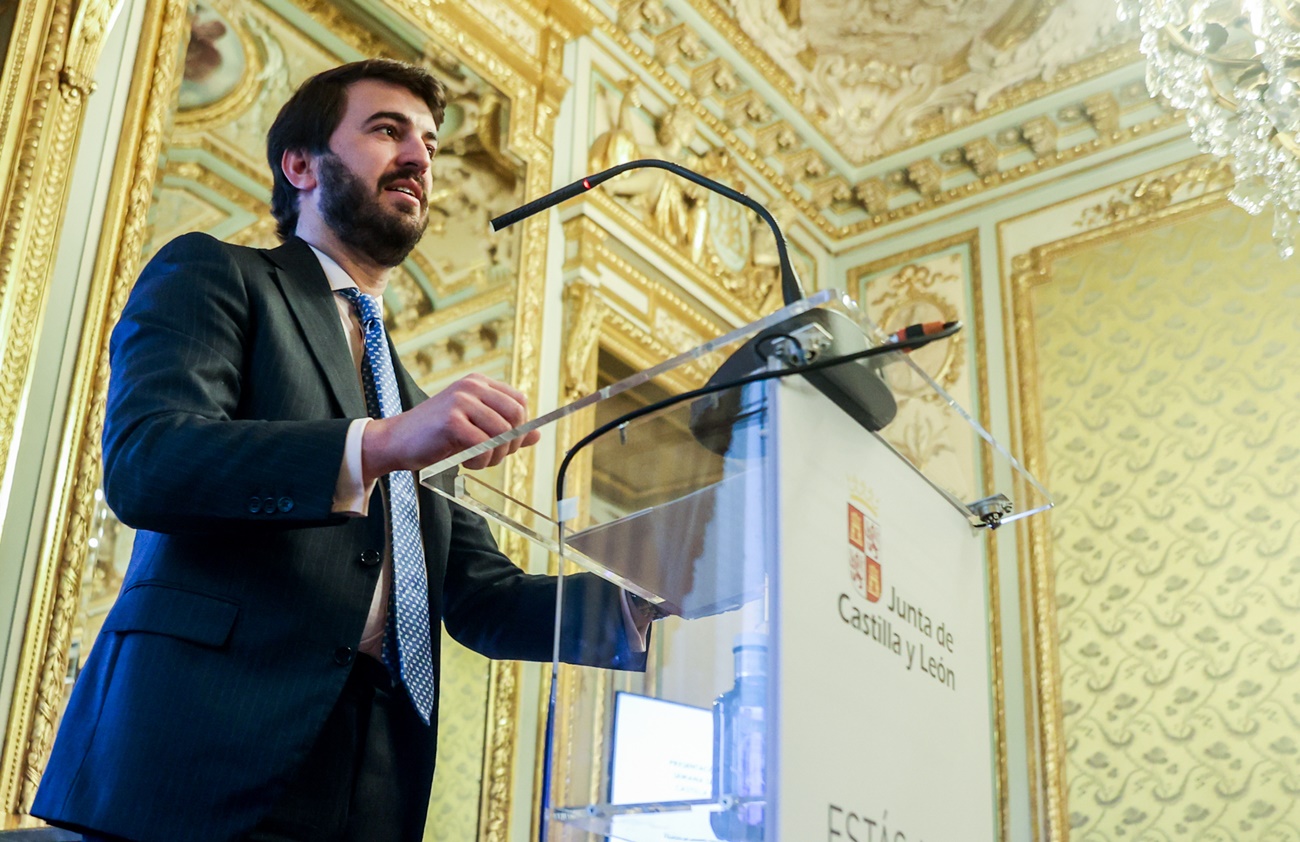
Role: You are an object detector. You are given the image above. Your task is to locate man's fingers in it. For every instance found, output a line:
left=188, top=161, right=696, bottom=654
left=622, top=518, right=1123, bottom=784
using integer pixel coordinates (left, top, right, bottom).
left=469, top=381, right=530, bottom=430
left=446, top=379, right=541, bottom=468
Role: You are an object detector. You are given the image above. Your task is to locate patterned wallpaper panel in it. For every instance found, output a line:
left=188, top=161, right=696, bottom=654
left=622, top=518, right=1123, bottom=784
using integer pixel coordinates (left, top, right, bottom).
left=425, top=636, right=489, bottom=840
left=1034, top=204, right=1300, bottom=840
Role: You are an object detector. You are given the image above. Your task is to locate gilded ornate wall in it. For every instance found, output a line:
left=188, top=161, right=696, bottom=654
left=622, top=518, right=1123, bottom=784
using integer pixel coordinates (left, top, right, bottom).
left=1031, top=203, right=1300, bottom=838
left=9, top=0, right=1280, bottom=838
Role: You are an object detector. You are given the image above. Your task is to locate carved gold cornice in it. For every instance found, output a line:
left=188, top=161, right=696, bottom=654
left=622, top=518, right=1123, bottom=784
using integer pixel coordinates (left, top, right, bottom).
left=848, top=109, right=1185, bottom=237
left=391, top=284, right=515, bottom=345
left=1005, top=161, right=1234, bottom=842
left=563, top=214, right=727, bottom=391
left=0, top=0, right=188, bottom=824
left=166, top=158, right=264, bottom=212
left=292, top=0, right=398, bottom=57
left=588, top=9, right=1175, bottom=241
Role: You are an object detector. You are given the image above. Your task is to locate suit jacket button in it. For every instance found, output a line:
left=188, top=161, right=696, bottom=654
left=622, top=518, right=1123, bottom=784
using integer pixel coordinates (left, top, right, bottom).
left=246, top=496, right=263, bottom=513
left=263, top=497, right=276, bottom=514
left=334, top=646, right=355, bottom=666
left=359, top=549, right=382, bottom=567
left=277, top=496, right=294, bottom=513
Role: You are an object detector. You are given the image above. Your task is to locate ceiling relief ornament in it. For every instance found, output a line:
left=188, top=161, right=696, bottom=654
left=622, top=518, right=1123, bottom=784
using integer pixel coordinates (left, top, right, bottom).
left=719, top=0, right=1135, bottom=163
left=597, top=3, right=1162, bottom=239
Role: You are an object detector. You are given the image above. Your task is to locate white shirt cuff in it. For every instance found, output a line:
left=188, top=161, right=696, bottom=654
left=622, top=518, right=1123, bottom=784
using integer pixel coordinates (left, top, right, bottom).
left=620, top=591, right=650, bottom=654
left=332, top=417, right=376, bottom=516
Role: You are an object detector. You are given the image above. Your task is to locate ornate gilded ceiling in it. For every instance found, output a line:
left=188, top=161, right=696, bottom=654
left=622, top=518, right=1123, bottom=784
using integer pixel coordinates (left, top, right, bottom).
left=594, top=0, right=1165, bottom=243
left=718, top=0, right=1135, bottom=163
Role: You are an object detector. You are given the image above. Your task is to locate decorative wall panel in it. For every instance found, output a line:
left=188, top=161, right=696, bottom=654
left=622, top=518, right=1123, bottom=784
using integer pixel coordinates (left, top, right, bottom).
left=849, top=234, right=980, bottom=501
left=1031, top=204, right=1300, bottom=839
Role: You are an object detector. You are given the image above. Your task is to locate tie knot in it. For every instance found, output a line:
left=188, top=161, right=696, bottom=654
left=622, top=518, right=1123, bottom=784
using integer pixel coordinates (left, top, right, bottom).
left=340, top=287, right=383, bottom=330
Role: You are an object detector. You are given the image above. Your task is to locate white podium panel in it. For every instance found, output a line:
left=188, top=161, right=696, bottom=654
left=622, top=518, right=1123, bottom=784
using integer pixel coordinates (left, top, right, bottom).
left=773, top=378, right=994, bottom=842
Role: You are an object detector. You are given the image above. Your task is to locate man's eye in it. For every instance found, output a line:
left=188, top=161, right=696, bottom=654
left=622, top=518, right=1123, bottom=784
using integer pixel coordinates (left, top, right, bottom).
left=426, top=146, right=437, bottom=157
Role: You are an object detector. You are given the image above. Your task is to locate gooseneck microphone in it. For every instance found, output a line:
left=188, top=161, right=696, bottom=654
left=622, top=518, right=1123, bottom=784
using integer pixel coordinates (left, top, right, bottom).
left=490, top=159, right=959, bottom=439
left=489, top=158, right=807, bottom=307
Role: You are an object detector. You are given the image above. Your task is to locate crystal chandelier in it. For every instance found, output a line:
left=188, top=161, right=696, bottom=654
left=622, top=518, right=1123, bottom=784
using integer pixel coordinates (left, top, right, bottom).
left=1118, top=0, right=1300, bottom=256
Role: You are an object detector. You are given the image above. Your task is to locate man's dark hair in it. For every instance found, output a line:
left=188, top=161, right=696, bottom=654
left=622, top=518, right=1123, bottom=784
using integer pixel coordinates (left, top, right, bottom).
left=266, top=59, right=447, bottom=241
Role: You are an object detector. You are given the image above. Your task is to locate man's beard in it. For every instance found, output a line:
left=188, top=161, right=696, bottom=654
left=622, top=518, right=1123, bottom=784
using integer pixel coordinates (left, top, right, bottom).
left=317, top=153, right=428, bottom=268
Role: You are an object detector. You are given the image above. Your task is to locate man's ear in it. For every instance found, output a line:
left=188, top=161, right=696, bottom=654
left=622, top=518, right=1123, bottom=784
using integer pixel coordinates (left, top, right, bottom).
left=281, top=148, right=317, bottom=192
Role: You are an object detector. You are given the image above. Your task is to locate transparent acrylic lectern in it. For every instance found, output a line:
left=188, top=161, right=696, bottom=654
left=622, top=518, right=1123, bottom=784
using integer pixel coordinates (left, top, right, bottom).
left=420, top=290, right=1050, bottom=842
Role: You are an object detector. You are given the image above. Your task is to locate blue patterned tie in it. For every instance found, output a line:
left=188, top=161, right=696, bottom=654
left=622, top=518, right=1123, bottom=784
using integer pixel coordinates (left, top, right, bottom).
left=339, top=287, right=435, bottom=725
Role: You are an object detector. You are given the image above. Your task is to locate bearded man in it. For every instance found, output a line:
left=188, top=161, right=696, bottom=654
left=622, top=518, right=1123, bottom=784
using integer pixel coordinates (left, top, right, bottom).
left=33, top=59, right=649, bottom=842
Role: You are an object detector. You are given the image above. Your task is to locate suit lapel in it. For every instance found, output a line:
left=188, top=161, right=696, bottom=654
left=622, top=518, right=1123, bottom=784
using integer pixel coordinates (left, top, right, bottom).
left=263, top=238, right=368, bottom=419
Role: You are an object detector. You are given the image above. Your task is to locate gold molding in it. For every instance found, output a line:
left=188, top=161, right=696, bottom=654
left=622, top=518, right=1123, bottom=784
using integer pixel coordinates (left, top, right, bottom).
left=0, top=0, right=123, bottom=613
left=1006, top=165, right=1235, bottom=842
left=0, top=0, right=188, bottom=824
left=562, top=214, right=728, bottom=392
left=533, top=279, right=607, bottom=842
left=574, top=187, right=772, bottom=325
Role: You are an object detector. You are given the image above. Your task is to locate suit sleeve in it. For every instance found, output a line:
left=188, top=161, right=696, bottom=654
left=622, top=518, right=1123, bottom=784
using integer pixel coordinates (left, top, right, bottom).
left=439, top=500, right=647, bottom=671
left=102, top=233, right=352, bottom=533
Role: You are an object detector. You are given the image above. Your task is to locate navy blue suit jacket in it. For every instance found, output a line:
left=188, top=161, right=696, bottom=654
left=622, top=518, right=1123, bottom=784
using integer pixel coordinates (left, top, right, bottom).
left=32, top=234, right=639, bottom=842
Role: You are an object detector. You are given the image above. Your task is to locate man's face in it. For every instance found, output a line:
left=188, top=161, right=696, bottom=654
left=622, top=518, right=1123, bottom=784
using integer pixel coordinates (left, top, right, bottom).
left=315, top=79, right=439, bottom=267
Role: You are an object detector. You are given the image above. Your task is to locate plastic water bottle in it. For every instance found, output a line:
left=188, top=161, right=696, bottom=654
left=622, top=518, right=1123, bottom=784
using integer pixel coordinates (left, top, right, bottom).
left=710, top=632, right=766, bottom=841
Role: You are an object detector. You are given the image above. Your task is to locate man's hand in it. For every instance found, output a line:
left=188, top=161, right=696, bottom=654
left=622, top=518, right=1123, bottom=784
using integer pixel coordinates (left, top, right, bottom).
left=361, top=373, right=542, bottom=481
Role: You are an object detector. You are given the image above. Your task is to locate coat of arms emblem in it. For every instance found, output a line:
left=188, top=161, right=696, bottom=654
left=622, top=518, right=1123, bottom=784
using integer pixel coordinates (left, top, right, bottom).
left=848, top=503, right=882, bottom=602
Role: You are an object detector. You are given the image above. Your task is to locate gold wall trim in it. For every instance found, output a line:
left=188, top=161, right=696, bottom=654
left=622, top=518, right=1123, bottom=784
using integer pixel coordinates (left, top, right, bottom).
left=0, top=0, right=188, bottom=823
left=563, top=214, right=734, bottom=354
left=0, top=0, right=120, bottom=579
left=533, top=279, right=607, bottom=842
left=1007, top=168, right=1233, bottom=842
left=577, top=191, right=765, bottom=325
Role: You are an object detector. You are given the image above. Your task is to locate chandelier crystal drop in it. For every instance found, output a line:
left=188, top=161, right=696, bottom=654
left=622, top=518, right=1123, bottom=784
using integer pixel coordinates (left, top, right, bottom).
left=1118, top=0, right=1300, bottom=256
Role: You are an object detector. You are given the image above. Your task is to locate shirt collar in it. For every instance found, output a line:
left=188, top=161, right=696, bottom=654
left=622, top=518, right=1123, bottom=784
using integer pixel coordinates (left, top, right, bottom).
left=307, top=244, right=385, bottom=315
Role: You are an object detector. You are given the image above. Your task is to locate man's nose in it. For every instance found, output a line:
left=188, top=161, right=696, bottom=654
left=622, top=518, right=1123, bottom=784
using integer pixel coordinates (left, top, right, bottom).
left=398, top=136, right=433, bottom=169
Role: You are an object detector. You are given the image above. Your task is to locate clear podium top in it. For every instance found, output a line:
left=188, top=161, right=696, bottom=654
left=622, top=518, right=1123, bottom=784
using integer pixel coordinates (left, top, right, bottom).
left=419, top=290, right=1049, bottom=594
